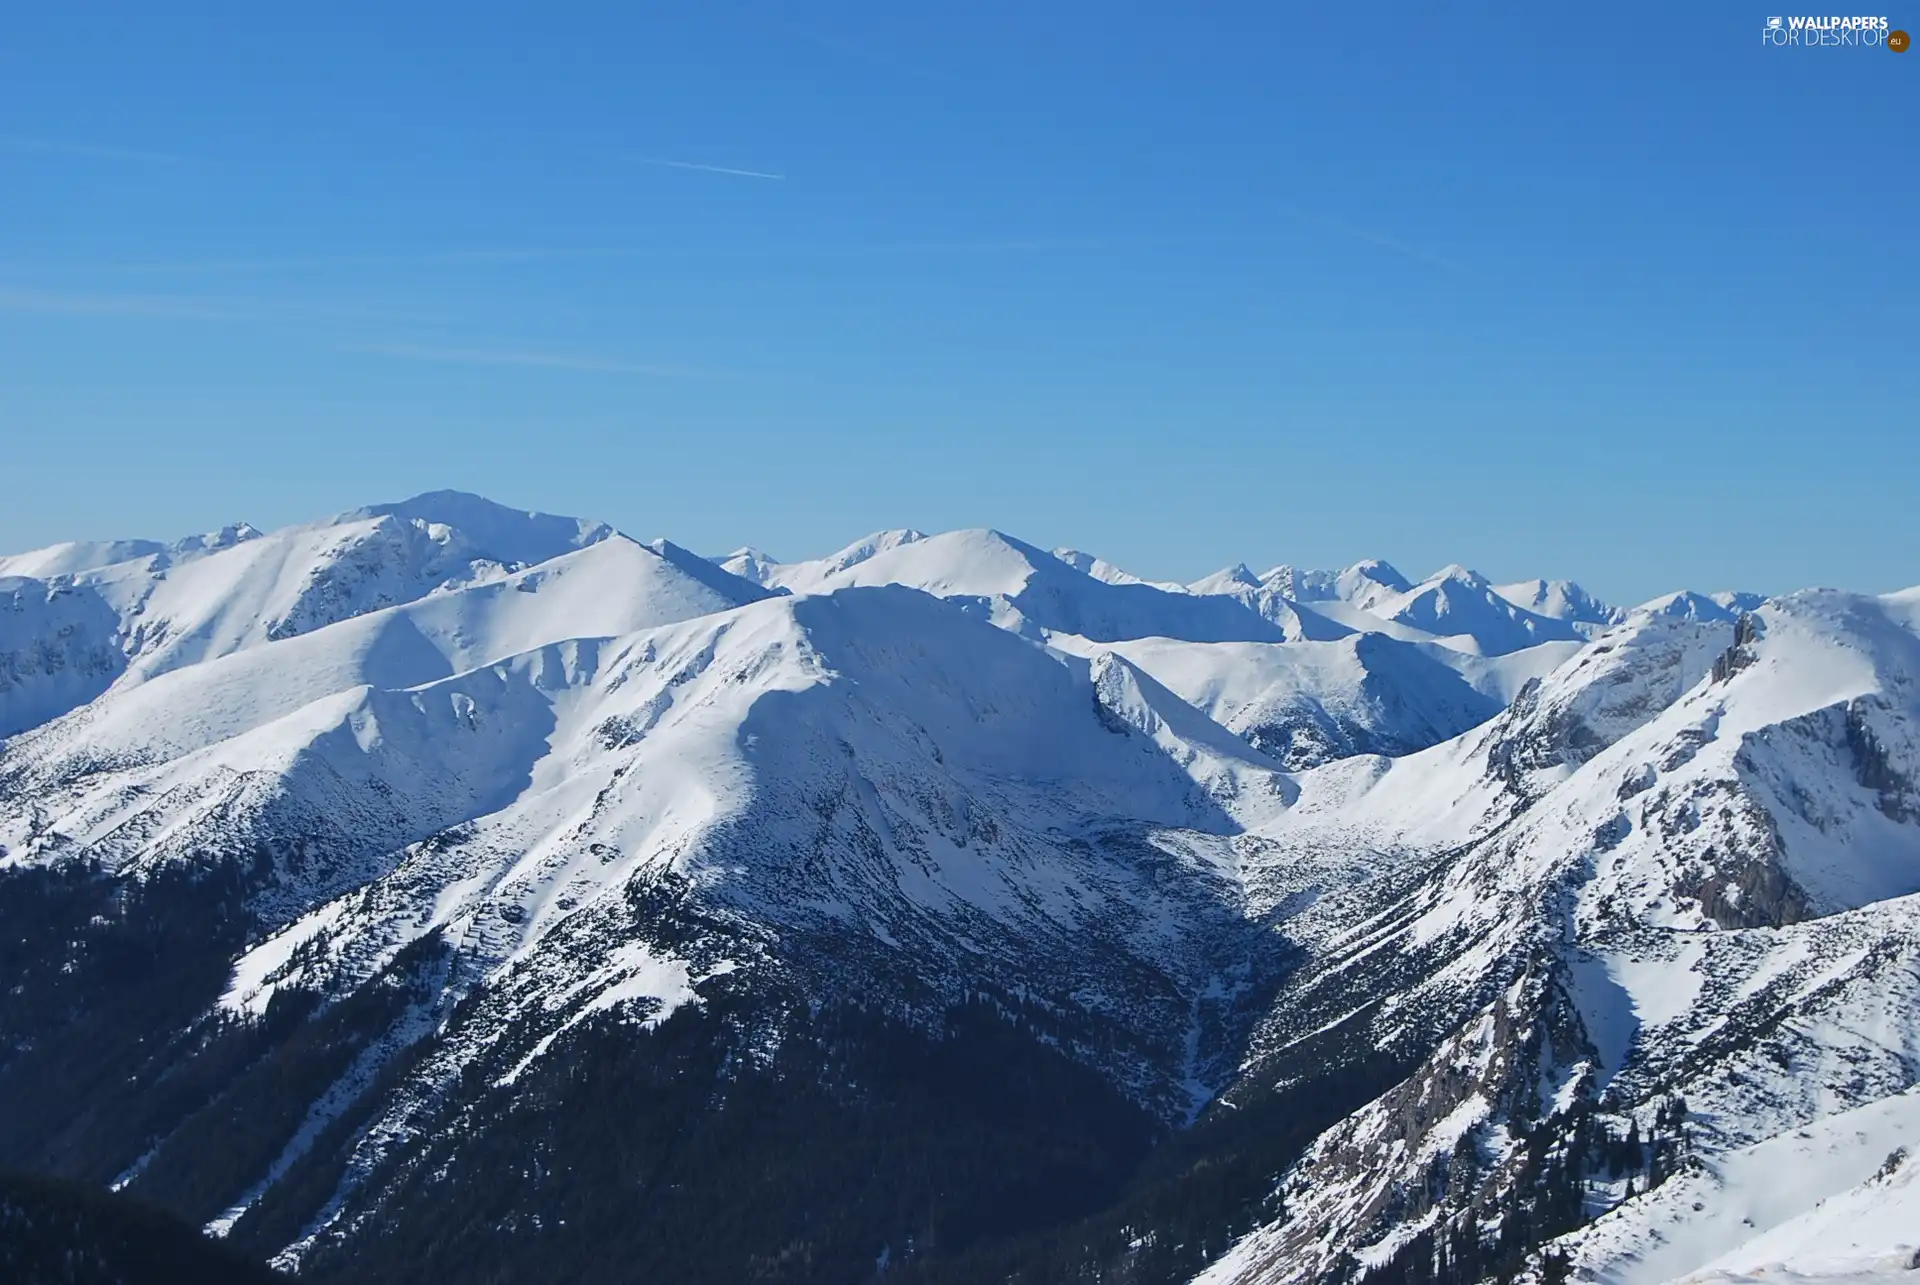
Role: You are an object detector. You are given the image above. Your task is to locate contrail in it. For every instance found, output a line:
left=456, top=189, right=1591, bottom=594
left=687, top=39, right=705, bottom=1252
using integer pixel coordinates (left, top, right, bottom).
left=633, top=157, right=785, bottom=181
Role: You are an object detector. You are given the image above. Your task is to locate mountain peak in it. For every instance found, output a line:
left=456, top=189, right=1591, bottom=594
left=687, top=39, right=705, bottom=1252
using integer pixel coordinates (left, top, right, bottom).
left=1426, top=562, right=1487, bottom=587
left=1187, top=563, right=1264, bottom=595
left=2, top=497, right=1916, bottom=1285
left=338, top=490, right=615, bottom=567
left=1340, top=558, right=1412, bottom=592
left=643, top=538, right=779, bottom=603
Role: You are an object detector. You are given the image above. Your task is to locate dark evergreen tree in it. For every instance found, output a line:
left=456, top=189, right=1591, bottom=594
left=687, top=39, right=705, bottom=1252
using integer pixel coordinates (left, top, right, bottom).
left=0, top=1172, right=283, bottom=1284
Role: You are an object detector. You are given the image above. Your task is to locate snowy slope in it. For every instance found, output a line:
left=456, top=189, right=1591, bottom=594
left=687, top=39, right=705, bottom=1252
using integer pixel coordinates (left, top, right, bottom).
left=0, top=523, right=260, bottom=581
left=1332, top=559, right=1417, bottom=611
left=756, top=528, right=1296, bottom=644
left=82, top=492, right=618, bottom=682
left=0, top=494, right=731, bottom=739
left=1633, top=590, right=1771, bottom=624
left=713, top=545, right=783, bottom=588
left=1195, top=586, right=1920, bottom=1285
left=1685, top=1142, right=1920, bottom=1284
left=1054, top=547, right=1188, bottom=591
left=144, top=582, right=1292, bottom=987
left=5, top=494, right=1913, bottom=1285
left=1186, top=559, right=1586, bottom=654
left=0, top=534, right=773, bottom=887
left=1359, top=565, right=1586, bottom=654
left=724, top=527, right=928, bottom=593
left=0, top=576, right=125, bottom=737
left=1052, top=631, right=1578, bottom=769
left=0, top=578, right=1300, bottom=1261
left=1495, top=578, right=1626, bottom=635
left=1561, top=1088, right=1920, bottom=1285
left=1190, top=560, right=1408, bottom=615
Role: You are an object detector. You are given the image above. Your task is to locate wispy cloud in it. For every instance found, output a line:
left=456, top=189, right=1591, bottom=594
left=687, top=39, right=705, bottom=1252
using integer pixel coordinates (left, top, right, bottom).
left=631, top=157, right=785, bottom=181
left=351, top=341, right=712, bottom=379
left=1282, top=207, right=1469, bottom=276
left=845, top=237, right=1154, bottom=256
left=0, top=136, right=179, bottom=164
left=110, top=248, right=625, bottom=277
left=90, top=237, right=1141, bottom=278
left=0, top=287, right=234, bottom=320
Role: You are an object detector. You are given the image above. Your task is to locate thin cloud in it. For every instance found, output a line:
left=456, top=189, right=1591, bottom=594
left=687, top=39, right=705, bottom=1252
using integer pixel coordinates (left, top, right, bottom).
left=0, top=287, right=234, bottom=320
left=632, top=157, right=785, bottom=181
left=1338, top=225, right=1469, bottom=276
left=1282, top=207, right=1469, bottom=276
left=843, top=237, right=1154, bottom=256
left=352, top=341, right=712, bottom=379
left=111, top=248, right=625, bottom=277
left=96, top=238, right=1140, bottom=277
left=0, top=136, right=179, bottom=164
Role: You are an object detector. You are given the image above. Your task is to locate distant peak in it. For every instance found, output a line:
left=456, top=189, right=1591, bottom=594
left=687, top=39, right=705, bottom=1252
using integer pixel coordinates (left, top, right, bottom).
left=1637, top=588, right=1764, bottom=620
left=209, top=521, right=261, bottom=545
left=399, top=487, right=489, bottom=506
left=334, top=490, right=616, bottom=567
left=1348, top=558, right=1406, bottom=580
left=1338, top=559, right=1412, bottom=596
left=1632, top=589, right=1737, bottom=622
left=827, top=527, right=925, bottom=558
left=1260, top=564, right=1341, bottom=602
left=639, top=538, right=777, bottom=604
left=1712, top=590, right=1768, bottom=613
left=1187, top=563, right=1264, bottom=595
left=170, top=522, right=262, bottom=556
left=1427, top=563, right=1487, bottom=587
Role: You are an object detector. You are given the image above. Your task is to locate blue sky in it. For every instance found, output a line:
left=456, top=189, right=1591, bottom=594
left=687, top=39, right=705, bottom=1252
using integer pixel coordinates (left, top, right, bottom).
left=2, top=2, right=1913, bottom=603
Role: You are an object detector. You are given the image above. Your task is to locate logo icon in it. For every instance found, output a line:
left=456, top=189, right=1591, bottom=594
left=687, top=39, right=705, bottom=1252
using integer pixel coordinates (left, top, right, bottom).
left=1891, top=27, right=1911, bottom=49
left=1767, top=15, right=1785, bottom=27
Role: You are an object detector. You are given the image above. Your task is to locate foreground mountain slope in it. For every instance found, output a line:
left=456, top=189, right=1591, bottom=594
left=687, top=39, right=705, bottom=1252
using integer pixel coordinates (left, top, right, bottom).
left=1559, top=1086, right=1920, bottom=1285
left=1193, top=586, right=1920, bottom=1285
left=2, top=495, right=1912, bottom=1285
left=0, top=510, right=1305, bottom=1279
left=0, top=1173, right=284, bottom=1285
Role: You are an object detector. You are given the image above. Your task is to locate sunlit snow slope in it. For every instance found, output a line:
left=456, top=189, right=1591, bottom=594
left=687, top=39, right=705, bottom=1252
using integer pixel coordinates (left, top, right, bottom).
left=4, top=492, right=1910, bottom=1285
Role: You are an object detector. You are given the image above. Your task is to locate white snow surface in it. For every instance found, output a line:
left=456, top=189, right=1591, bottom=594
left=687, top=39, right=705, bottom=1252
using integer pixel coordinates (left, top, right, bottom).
left=1561, top=1088, right=1920, bottom=1285
left=5, top=493, right=1916, bottom=1281
left=1494, top=577, right=1626, bottom=630
left=1195, top=586, right=1920, bottom=1285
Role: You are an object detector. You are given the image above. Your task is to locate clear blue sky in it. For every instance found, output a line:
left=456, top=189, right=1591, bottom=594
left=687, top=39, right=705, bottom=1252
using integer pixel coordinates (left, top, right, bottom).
left=2, top=2, right=1913, bottom=604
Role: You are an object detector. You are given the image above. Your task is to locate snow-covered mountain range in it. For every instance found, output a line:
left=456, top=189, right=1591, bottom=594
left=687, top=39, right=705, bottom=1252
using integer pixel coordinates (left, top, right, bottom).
left=0, top=492, right=1913, bottom=1285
